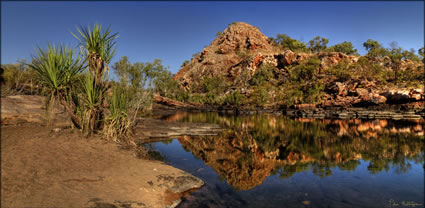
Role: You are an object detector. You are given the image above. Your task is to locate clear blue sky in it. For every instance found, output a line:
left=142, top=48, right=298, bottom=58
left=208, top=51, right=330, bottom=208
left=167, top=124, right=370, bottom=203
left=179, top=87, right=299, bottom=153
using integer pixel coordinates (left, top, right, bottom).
left=2, top=1, right=424, bottom=75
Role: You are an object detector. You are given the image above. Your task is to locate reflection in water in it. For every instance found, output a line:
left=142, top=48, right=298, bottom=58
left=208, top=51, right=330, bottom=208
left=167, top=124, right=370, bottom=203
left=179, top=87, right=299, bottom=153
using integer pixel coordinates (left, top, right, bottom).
left=153, top=112, right=424, bottom=207
left=166, top=112, right=424, bottom=191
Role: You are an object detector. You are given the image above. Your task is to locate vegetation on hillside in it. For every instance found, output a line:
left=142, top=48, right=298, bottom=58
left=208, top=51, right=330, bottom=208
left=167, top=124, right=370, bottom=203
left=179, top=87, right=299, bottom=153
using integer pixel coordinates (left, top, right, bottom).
left=2, top=25, right=424, bottom=110
left=171, top=33, right=424, bottom=107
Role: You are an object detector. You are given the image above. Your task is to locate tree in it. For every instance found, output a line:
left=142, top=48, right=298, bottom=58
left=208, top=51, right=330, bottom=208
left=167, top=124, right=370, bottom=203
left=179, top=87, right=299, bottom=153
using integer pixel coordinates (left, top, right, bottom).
left=112, top=56, right=131, bottom=85
left=363, top=39, right=381, bottom=52
left=363, top=39, right=388, bottom=58
left=71, top=24, right=119, bottom=132
left=309, top=36, right=329, bottom=53
left=418, top=47, right=424, bottom=62
left=273, top=34, right=308, bottom=52
left=181, top=60, right=190, bottom=68
left=72, top=24, right=118, bottom=83
left=29, top=44, right=84, bottom=127
left=328, top=41, right=358, bottom=55
left=113, top=57, right=169, bottom=89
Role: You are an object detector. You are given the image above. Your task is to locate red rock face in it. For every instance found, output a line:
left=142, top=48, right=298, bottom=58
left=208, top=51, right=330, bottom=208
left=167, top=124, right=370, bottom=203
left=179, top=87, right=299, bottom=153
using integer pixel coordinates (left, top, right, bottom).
left=174, top=22, right=273, bottom=90
left=172, top=22, right=424, bottom=107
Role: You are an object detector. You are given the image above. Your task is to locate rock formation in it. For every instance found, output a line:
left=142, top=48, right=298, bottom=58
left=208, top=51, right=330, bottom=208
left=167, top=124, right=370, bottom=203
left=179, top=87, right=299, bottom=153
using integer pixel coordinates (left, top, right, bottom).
left=172, top=22, right=424, bottom=109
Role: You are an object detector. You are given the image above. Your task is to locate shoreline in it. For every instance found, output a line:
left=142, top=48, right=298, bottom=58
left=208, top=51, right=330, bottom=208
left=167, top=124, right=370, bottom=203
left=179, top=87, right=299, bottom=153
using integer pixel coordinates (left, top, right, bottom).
left=153, top=101, right=425, bottom=120
left=1, top=95, right=208, bottom=208
left=1, top=123, right=204, bottom=208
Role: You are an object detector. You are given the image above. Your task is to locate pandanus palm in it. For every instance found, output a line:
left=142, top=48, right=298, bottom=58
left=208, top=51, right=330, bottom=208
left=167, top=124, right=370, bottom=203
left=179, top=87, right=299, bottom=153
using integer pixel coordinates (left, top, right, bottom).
left=29, top=44, right=84, bottom=126
left=72, top=24, right=118, bottom=83
left=72, top=24, right=119, bottom=132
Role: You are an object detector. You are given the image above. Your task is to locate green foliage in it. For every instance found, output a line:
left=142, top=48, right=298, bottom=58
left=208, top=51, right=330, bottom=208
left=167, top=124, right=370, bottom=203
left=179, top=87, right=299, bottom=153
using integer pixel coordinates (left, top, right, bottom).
left=223, top=91, right=246, bottom=106
left=419, top=47, right=425, bottom=61
left=349, top=57, right=390, bottom=84
left=328, top=41, right=358, bottom=55
left=216, top=31, right=223, bottom=37
left=188, top=94, right=205, bottom=104
left=363, top=39, right=381, bottom=52
left=197, top=76, right=229, bottom=94
left=72, top=24, right=118, bottom=82
left=29, top=44, right=84, bottom=124
left=289, top=57, right=320, bottom=81
left=250, top=86, right=269, bottom=106
left=326, top=59, right=351, bottom=81
left=1, top=60, right=39, bottom=95
left=181, top=60, right=190, bottom=68
left=363, top=39, right=389, bottom=58
left=281, top=82, right=325, bottom=105
left=79, top=71, right=107, bottom=133
left=112, top=57, right=170, bottom=89
left=250, top=64, right=275, bottom=85
left=236, top=48, right=251, bottom=60
left=72, top=24, right=118, bottom=65
left=273, top=34, right=309, bottom=52
left=103, top=85, right=134, bottom=143
left=309, top=36, right=329, bottom=53
left=154, top=70, right=189, bottom=102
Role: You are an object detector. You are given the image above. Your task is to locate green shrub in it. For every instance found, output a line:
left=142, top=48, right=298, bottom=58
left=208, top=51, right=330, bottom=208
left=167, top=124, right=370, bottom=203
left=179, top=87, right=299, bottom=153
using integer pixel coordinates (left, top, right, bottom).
left=326, top=60, right=351, bottom=81
left=289, top=57, right=320, bottom=81
left=223, top=91, right=246, bottom=106
left=272, top=34, right=309, bottom=52
left=250, top=64, right=275, bottom=86
left=1, top=61, right=40, bottom=95
left=250, top=86, right=269, bottom=106
left=328, top=41, right=358, bottom=55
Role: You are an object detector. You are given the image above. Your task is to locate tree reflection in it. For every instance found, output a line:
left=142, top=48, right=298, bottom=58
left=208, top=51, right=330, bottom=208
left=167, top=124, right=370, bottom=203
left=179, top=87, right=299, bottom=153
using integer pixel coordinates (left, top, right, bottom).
left=169, top=112, right=424, bottom=190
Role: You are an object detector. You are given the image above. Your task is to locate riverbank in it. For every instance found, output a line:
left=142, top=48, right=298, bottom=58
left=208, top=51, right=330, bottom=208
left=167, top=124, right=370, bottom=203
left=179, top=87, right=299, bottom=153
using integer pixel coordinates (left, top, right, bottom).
left=1, top=95, right=209, bottom=208
left=153, top=95, right=425, bottom=120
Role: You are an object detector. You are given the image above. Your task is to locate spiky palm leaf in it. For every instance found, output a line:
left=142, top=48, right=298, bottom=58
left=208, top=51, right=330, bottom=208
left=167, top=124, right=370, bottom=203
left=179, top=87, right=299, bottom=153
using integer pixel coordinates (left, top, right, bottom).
left=29, top=43, right=84, bottom=124
left=79, top=71, right=107, bottom=133
left=72, top=24, right=118, bottom=83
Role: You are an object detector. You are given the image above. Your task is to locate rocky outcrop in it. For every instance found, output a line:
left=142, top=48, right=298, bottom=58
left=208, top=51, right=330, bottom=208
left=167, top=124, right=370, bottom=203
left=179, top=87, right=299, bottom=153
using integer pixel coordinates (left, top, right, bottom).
left=173, top=22, right=424, bottom=109
left=1, top=95, right=69, bottom=126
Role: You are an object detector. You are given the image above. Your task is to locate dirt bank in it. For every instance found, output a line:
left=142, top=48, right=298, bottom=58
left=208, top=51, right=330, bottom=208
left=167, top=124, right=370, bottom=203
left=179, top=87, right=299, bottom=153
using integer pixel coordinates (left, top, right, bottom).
left=1, top=95, right=204, bottom=208
left=1, top=124, right=203, bottom=208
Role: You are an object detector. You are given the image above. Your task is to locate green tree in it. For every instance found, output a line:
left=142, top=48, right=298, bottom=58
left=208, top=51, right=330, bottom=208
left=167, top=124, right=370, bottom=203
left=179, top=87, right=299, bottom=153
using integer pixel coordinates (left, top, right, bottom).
left=71, top=24, right=119, bottom=133
left=273, top=34, right=308, bottom=52
left=308, top=36, right=329, bottom=53
left=181, top=60, right=190, bottom=68
left=112, top=56, right=131, bottom=85
left=29, top=44, right=84, bottom=127
left=328, top=41, right=358, bottom=55
left=72, top=24, right=118, bottom=83
left=363, top=39, right=388, bottom=58
left=363, top=39, right=381, bottom=52
left=416, top=47, right=425, bottom=63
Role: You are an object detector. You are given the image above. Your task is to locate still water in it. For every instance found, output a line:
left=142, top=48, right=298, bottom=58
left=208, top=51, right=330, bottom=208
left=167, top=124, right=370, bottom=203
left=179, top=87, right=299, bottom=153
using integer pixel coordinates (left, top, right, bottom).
left=149, top=112, right=424, bottom=208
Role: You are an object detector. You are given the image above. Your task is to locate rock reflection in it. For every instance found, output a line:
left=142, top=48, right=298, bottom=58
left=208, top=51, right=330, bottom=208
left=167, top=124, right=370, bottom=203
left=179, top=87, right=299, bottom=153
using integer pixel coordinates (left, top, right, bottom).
left=168, top=112, right=424, bottom=190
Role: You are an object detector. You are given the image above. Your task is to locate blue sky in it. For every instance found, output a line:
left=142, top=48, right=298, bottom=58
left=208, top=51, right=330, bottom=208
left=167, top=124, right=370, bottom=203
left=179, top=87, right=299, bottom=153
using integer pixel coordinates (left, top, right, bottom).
left=2, top=1, right=424, bottom=75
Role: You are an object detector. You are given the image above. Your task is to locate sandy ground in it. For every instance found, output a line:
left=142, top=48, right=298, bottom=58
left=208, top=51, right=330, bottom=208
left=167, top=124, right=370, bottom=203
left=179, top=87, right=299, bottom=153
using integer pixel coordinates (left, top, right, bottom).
left=1, top=123, right=203, bottom=208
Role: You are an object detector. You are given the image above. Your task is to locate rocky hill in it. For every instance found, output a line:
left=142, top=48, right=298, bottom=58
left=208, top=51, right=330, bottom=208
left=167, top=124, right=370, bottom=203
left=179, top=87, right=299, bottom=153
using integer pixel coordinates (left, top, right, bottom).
left=173, top=22, right=424, bottom=110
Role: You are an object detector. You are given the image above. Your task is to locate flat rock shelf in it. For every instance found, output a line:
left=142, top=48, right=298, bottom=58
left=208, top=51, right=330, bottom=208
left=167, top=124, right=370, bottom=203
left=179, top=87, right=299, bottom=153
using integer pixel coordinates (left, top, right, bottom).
left=134, top=118, right=224, bottom=143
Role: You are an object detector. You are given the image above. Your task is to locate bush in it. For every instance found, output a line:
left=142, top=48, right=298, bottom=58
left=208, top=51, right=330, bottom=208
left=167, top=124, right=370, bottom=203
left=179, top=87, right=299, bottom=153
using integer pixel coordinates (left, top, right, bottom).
left=250, top=64, right=275, bottom=86
left=289, top=57, right=320, bottom=81
left=328, top=41, right=358, bottom=55
left=1, top=61, right=40, bottom=95
left=326, top=60, right=351, bottom=81
left=250, top=86, right=269, bottom=106
left=272, top=34, right=309, bottom=52
left=223, top=91, right=246, bottom=106
left=280, top=82, right=325, bottom=105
